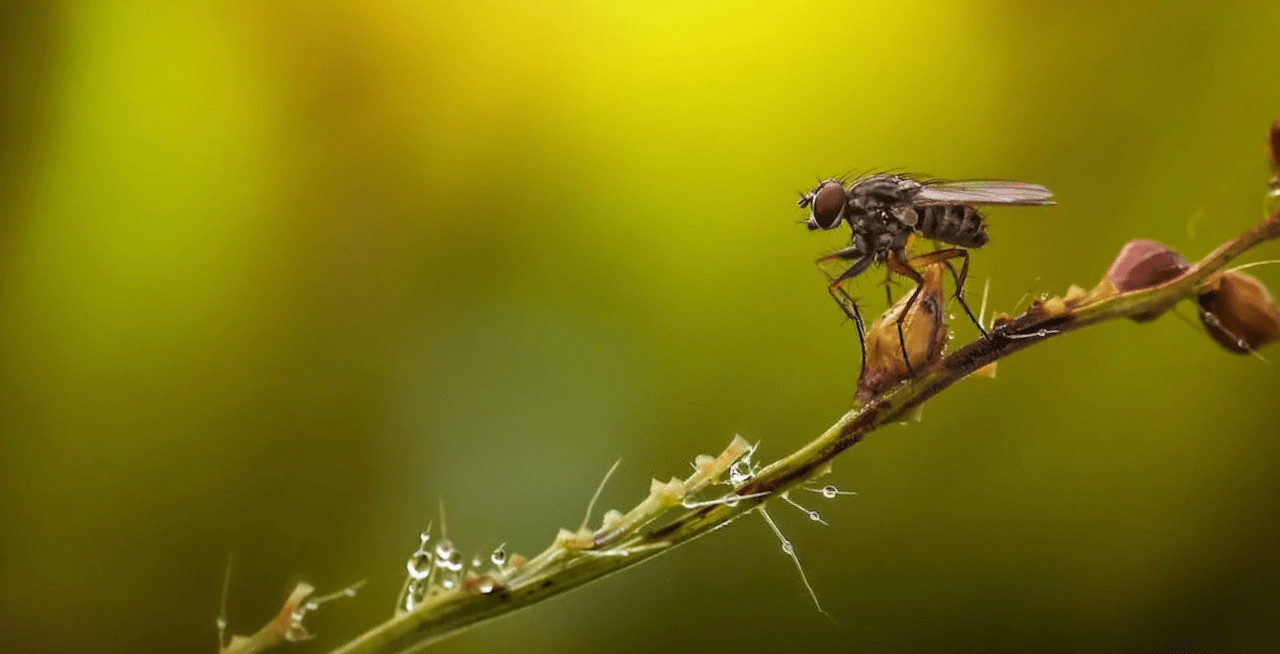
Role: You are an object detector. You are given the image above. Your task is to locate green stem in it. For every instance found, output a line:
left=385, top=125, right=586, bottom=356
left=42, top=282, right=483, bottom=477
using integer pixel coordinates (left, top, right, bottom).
left=324, top=208, right=1280, bottom=654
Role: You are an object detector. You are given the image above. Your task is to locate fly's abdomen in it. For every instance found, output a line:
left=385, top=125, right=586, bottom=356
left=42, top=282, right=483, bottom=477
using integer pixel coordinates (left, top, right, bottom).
left=916, top=204, right=989, bottom=248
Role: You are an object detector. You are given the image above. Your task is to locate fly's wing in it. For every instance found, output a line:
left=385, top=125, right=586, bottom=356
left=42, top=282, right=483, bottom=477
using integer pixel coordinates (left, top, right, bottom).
left=914, top=180, right=1055, bottom=206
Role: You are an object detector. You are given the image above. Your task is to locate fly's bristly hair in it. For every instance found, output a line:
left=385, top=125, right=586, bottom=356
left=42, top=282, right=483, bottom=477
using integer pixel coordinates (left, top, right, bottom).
left=837, top=167, right=906, bottom=186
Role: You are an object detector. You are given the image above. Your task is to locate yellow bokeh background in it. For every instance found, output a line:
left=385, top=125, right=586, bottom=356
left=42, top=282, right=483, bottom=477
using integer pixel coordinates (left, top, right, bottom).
left=3, top=1, right=1280, bottom=652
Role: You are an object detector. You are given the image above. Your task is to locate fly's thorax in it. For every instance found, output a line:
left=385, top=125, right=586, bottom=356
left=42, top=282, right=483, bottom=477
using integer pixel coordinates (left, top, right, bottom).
left=847, top=175, right=921, bottom=211
left=846, top=207, right=913, bottom=258
left=874, top=231, right=905, bottom=253
left=849, top=232, right=870, bottom=256
left=845, top=205, right=869, bottom=231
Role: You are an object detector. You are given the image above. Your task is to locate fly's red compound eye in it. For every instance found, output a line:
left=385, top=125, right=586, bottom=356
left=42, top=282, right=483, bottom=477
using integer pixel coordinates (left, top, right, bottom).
left=809, top=182, right=847, bottom=230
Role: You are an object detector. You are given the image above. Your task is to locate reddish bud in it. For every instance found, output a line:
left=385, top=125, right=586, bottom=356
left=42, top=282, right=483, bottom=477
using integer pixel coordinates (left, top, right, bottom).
left=1105, top=239, right=1190, bottom=322
left=1197, top=270, right=1280, bottom=354
left=1269, top=117, right=1280, bottom=195
left=1270, top=116, right=1280, bottom=175
left=1107, top=240, right=1189, bottom=292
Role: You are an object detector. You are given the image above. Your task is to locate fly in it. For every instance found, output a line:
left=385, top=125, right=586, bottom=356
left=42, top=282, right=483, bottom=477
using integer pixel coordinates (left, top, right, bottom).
left=799, top=173, right=1055, bottom=374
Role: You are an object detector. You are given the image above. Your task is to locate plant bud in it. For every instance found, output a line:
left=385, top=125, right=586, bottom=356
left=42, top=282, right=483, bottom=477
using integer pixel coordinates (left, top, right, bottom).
left=1270, top=116, right=1280, bottom=175
left=856, top=264, right=948, bottom=403
left=1105, top=239, right=1189, bottom=322
left=1107, top=239, right=1189, bottom=292
left=1269, top=117, right=1280, bottom=195
left=1197, top=270, right=1280, bottom=354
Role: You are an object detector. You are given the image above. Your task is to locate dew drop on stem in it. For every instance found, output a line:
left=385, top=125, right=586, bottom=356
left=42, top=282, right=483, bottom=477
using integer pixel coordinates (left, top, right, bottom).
left=435, top=540, right=455, bottom=560
left=407, top=551, right=433, bottom=580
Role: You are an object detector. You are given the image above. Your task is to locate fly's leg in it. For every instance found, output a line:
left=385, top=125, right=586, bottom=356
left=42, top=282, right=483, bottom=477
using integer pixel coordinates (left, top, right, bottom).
left=817, top=249, right=875, bottom=371
left=828, top=285, right=868, bottom=371
left=884, top=250, right=926, bottom=378
left=907, top=248, right=987, bottom=338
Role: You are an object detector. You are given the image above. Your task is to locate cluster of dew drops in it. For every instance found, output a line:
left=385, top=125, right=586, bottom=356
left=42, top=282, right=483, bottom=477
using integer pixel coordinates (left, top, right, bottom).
left=397, top=445, right=857, bottom=613
left=702, top=442, right=856, bottom=614
left=685, top=444, right=854, bottom=527
left=402, top=528, right=512, bottom=612
left=785, top=483, right=856, bottom=528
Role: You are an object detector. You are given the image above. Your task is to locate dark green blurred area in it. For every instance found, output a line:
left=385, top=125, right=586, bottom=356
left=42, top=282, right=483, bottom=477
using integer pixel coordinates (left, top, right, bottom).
left=3, top=1, right=1280, bottom=652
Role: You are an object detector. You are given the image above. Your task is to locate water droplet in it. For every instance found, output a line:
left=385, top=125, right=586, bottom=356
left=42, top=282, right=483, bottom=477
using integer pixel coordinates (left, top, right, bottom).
left=407, top=551, right=433, bottom=580
left=808, top=510, right=822, bottom=522
left=471, top=554, right=482, bottom=569
left=478, top=581, right=495, bottom=594
left=215, top=617, right=227, bottom=630
left=490, top=547, right=507, bottom=566
left=435, top=539, right=454, bottom=560
left=438, top=550, right=464, bottom=573
left=947, top=331, right=956, bottom=341
left=948, top=313, right=956, bottom=321
left=822, top=485, right=837, bottom=499
left=441, top=577, right=456, bottom=590
left=403, top=580, right=427, bottom=612
left=781, top=541, right=794, bottom=555
left=343, top=587, right=357, bottom=597
left=304, top=600, right=319, bottom=611
left=724, top=494, right=740, bottom=508
left=729, top=462, right=749, bottom=485
left=419, top=531, right=431, bottom=546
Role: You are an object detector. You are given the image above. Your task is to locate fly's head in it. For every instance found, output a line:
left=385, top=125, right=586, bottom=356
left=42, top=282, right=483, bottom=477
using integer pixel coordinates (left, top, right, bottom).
left=798, top=180, right=849, bottom=231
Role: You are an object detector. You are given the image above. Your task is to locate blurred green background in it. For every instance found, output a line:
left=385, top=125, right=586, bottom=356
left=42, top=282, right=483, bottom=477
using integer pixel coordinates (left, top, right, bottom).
left=3, top=1, right=1280, bottom=652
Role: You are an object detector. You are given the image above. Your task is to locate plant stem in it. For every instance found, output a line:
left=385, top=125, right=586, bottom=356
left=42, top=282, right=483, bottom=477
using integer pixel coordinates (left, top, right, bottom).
left=322, top=207, right=1280, bottom=654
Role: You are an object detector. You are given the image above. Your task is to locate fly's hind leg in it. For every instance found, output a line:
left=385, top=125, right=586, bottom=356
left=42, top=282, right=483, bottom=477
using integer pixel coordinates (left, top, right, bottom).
left=907, top=247, right=986, bottom=338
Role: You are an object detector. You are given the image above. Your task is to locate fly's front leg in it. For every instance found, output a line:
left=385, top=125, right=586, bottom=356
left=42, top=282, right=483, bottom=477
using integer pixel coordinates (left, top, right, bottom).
left=817, top=249, right=875, bottom=371
left=828, top=285, right=868, bottom=371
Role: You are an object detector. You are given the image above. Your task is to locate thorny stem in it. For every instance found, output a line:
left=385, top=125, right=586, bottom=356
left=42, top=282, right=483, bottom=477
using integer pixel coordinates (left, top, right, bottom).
left=321, top=207, right=1280, bottom=654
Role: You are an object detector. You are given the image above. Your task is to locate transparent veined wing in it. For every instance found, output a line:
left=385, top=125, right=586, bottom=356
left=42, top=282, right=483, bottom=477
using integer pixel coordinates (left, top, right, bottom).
left=915, top=180, right=1055, bottom=206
